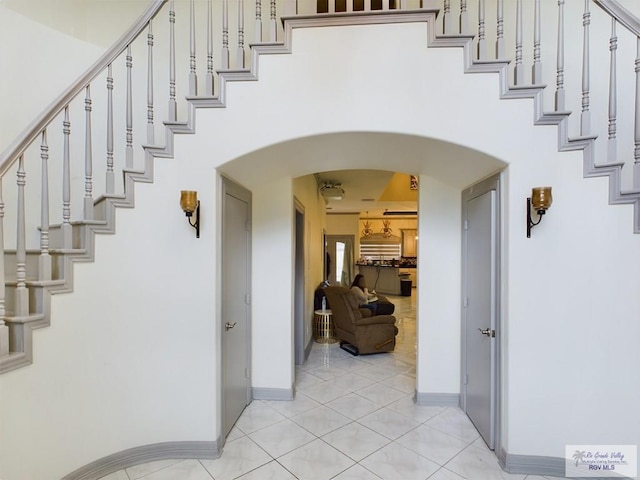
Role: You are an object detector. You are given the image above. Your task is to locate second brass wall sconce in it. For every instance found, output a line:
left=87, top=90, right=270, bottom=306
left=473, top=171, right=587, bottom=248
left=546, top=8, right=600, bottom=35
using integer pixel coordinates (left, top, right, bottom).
left=180, top=190, right=200, bottom=238
left=527, top=186, right=552, bottom=238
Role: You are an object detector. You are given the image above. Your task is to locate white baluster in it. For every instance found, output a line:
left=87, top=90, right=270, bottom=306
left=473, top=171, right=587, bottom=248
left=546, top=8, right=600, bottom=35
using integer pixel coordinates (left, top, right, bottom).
left=126, top=45, right=134, bottom=169
left=555, top=0, right=566, bottom=111
left=222, top=0, right=230, bottom=69
left=364, top=0, right=371, bottom=12
left=477, top=0, right=486, bottom=60
left=147, top=22, right=155, bottom=144
left=84, top=87, right=94, bottom=220
left=460, top=0, right=468, bottom=35
left=608, top=19, right=618, bottom=164
left=496, top=0, right=504, bottom=59
left=270, top=0, right=277, bottom=42
left=189, top=0, right=197, bottom=96
left=581, top=0, right=591, bottom=136
left=443, top=0, right=452, bottom=35
left=39, top=130, right=51, bottom=281
left=62, top=106, right=72, bottom=249
left=206, top=1, right=215, bottom=95
left=0, top=179, right=7, bottom=357
left=634, top=38, right=640, bottom=190
left=532, top=0, right=541, bottom=84
left=382, top=0, right=389, bottom=10
left=329, top=0, right=335, bottom=13
left=106, top=64, right=115, bottom=194
left=15, top=156, right=28, bottom=318
left=238, top=0, right=246, bottom=68
left=514, top=0, right=524, bottom=85
left=255, top=0, right=263, bottom=43
left=169, top=0, right=177, bottom=120
left=347, top=0, right=353, bottom=13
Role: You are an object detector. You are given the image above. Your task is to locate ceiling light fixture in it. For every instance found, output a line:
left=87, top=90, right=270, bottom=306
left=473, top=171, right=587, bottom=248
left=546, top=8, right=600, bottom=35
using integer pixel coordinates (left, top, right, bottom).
left=319, top=182, right=345, bottom=200
left=362, top=211, right=373, bottom=239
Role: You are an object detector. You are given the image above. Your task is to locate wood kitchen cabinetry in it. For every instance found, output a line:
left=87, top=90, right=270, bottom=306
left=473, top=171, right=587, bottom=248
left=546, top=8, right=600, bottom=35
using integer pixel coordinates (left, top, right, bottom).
left=401, top=229, right=417, bottom=257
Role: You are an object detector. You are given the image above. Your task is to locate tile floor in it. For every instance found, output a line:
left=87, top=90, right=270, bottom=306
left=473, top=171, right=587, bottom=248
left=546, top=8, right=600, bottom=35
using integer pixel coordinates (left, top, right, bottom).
left=102, top=291, right=560, bottom=480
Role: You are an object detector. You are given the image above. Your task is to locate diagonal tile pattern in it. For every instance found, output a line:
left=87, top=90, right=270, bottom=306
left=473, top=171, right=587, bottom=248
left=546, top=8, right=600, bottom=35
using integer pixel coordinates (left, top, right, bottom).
left=101, top=291, right=562, bottom=480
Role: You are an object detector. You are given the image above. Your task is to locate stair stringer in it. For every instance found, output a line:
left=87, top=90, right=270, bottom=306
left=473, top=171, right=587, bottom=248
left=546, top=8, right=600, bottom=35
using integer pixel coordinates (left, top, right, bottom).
left=3, top=8, right=640, bottom=375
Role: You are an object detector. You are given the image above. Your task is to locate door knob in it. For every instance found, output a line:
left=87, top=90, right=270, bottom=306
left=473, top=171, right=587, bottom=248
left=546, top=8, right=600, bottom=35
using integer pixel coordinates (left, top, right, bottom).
left=225, top=322, right=237, bottom=331
left=478, top=328, right=495, bottom=337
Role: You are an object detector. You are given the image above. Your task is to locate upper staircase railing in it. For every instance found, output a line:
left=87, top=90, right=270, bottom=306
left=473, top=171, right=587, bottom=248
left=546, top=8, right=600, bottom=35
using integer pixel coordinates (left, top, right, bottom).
left=1, top=0, right=639, bottom=372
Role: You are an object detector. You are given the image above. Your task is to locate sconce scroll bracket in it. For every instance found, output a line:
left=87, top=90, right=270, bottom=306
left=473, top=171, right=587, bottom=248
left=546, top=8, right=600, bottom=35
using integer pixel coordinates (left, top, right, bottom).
left=186, top=200, right=200, bottom=238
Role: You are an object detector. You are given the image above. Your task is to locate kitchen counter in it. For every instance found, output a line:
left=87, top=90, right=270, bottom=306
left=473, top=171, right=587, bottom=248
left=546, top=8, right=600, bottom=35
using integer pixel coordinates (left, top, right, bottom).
left=356, top=264, right=406, bottom=295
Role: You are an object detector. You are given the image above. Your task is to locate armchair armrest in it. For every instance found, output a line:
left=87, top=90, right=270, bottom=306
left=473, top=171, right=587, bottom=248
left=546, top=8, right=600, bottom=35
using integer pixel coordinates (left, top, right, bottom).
left=358, top=307, right=373, bottom=318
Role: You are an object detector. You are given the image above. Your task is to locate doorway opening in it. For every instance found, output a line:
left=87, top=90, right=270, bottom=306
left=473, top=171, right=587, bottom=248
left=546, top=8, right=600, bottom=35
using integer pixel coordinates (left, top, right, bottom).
left=294, top=199, right=306, bottom=365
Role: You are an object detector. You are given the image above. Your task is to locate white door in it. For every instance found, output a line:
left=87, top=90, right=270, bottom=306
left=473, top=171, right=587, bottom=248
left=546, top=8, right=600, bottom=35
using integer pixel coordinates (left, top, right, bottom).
left=222, top=178, right=251, bottom=437
left=462, top=186, right=498, bottom=449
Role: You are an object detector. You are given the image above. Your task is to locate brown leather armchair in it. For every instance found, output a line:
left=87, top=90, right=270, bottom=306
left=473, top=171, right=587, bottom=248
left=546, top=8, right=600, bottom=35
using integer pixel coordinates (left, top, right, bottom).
left=324, top=286, right=398, bottom=355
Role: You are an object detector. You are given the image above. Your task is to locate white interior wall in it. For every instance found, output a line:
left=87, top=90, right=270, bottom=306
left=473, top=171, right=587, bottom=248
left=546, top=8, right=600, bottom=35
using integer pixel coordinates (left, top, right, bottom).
left=416, top=176, right=461, bottom=395
left=293, top=175, right=328, bottom=349
left=251, top=178, right=296, bottom=391
left=0, top=153, right=219, bottom=480
left=0, top=13, right=639, bottom=480
left=326, top=214, right=361, bottom=261
left=0, top=2, right=148, bottom=152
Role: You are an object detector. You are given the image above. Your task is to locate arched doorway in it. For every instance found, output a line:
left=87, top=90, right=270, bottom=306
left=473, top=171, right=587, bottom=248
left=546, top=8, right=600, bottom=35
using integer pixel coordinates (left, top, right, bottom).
left=218, top=131, right=506, bottom=408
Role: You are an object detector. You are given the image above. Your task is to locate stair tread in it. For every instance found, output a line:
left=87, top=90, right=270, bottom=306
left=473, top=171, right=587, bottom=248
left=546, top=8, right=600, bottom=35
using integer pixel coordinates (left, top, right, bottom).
left=5, top=278, right=66, bottom=286
left=49, top=248, right=88, bottom=254
left=4, top=313, right=46, bottom=324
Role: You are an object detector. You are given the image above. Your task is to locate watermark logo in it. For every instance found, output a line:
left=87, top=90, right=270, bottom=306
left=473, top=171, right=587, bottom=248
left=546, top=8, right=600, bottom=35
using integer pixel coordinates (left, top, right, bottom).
left=565, top=445, right=637, bottom=478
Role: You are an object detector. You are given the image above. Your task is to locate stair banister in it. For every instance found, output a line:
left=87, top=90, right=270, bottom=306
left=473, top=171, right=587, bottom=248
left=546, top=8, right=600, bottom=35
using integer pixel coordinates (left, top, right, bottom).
left=594, top=0, right=640, bottom=38
left=1, top=0, right=639, bottom=375
left=593, top=0, right=640, bottom=194
left=0, top=0, right=167, bottom=176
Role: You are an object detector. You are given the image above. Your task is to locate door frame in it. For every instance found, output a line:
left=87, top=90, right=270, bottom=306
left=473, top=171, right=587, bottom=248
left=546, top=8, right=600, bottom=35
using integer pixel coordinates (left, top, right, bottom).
left=294, top=197, right=306, bottom=365
left=220, top=175, right=252, bottom=438
left=324, top=234, right=355, bottom=286
left=461, top=172, right=502, bottom=452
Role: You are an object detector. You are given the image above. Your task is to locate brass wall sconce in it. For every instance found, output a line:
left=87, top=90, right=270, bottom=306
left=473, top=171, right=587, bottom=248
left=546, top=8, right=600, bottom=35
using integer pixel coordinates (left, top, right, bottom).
left=180, top=190, right=200, bottom=238
left=527, top=186, right=552, bottom=238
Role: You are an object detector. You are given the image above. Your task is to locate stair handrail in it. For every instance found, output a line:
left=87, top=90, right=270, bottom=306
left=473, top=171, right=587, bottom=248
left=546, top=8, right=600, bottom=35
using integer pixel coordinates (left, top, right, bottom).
left=594, top=0, right=640, bottom=37
left=0, top=0, right=167, bottom=177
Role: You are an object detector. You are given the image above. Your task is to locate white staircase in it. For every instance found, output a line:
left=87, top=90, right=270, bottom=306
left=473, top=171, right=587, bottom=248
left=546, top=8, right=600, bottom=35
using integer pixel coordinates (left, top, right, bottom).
left=1, top=0, right=639, bottom=374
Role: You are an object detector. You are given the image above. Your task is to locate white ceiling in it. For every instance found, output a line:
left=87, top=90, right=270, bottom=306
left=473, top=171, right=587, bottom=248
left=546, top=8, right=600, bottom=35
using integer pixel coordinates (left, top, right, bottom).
left=315, top=169, right=417, bottom=216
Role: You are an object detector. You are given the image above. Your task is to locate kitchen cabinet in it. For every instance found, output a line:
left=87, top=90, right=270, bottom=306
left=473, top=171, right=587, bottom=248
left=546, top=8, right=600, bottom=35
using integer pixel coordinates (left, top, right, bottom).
left=402, top=229, right=417, bottom=257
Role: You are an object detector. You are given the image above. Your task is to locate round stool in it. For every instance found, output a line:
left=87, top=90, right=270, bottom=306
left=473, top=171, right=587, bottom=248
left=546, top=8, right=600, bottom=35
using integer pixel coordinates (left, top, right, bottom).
left=313, top=309, right=336, bottom=343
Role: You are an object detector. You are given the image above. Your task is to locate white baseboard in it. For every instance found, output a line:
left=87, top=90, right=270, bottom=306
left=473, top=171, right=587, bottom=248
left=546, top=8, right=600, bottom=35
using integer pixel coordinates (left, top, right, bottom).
left=61, top=440, right=221, bottom=480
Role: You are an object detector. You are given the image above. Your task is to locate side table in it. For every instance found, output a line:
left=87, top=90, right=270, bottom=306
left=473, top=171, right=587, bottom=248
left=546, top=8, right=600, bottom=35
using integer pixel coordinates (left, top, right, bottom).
left=313, top=309, right=336, bottom=344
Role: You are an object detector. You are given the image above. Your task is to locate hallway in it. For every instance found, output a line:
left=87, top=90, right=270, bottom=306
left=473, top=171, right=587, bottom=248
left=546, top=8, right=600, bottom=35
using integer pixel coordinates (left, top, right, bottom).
left=101, top=292, right=557, bottom=480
